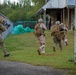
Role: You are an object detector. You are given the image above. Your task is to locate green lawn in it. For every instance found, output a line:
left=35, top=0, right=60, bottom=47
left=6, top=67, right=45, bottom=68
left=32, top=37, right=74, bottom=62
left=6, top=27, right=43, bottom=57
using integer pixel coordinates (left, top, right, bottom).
left=0, top=30, right=76, bottom=75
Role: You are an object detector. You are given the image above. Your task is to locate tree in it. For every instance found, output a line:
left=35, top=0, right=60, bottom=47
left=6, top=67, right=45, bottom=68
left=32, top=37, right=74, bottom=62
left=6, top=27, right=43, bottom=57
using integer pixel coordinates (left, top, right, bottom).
left=31, top=0, right=45, bottom=16
left=0, top=0, right=45, bottom=22
left=32, top=0, right=45, bottom=9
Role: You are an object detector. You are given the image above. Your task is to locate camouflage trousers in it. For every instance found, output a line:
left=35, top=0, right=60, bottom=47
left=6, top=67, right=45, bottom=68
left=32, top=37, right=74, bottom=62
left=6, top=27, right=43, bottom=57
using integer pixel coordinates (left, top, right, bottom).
left=61, top=33, right=68, bottom=46
left=53, top=36, right=62, bottom=50
left=0, top=37, right=6, bottom=51
left=37, top=35, right=46, bottom=54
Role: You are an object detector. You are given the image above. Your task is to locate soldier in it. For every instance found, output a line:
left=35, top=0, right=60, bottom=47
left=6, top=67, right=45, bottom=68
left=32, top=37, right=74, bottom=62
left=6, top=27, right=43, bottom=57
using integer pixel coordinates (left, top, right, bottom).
left=59, top=23, right=68, bottom=46
left=34, top=18, right=47, bottom=55
left=51, top=21, right=62, bottom=52
left=0, top=23, right=10, bottom=57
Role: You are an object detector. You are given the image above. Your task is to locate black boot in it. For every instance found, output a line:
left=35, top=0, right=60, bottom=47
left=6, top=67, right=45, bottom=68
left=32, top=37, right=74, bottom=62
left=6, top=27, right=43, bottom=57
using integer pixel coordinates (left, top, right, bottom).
left=60, top=47, right=62, bottom=51
left=4, top=53, right=10, bottom=57
left=65, top=42, right=68, bottom=46
left=53, top=47, right=56, bottom=52
left=37, top=49, right=41, bottom=55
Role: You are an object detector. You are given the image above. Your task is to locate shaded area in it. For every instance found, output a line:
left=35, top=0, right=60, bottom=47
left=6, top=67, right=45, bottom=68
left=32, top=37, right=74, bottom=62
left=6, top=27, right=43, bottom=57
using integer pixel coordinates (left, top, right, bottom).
left=12, top=25, right=34, bottom=34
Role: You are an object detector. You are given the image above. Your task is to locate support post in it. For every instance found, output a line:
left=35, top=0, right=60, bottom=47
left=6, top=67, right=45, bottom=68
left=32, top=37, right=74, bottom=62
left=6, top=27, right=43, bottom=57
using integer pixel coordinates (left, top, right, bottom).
left=63, top=9, right=65, bottom=23
left=74, top=0, right=76, bottom=62
left=68, top=8, right=70, bottom=29
left=43, top=10, right=46, bottom=26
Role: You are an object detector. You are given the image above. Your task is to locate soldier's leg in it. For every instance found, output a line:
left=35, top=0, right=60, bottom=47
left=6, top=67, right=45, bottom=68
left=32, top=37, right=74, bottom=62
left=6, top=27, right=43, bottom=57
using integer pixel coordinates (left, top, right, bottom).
left=37, top=37, right=41, bottom=55
left=39, top=35, right=46, bottom=55
left=37, top=37, right=42, bottom=46
left=61, top=34, right=65, bottom=45
left=0, top=43, right=10, bottom=57
left=53, top=37, right=57, bottom=52
left=0, top=43, right=6, bottom=55
left=62, top=34, right=68, bottom=46
left=65, top=38, right=68, bottom=45
left=64, top=35, right=68, bottom=46
left=58, top=40, right=62, bottom=50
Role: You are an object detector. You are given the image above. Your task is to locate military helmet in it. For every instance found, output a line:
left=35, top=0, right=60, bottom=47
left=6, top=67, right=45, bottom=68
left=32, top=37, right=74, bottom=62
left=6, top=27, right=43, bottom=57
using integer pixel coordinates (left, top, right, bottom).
left=38, top=18, right=43, bottom=23
left=60, top=23, right=64, bottom=26
left=55, top=21, right=60, bottom=25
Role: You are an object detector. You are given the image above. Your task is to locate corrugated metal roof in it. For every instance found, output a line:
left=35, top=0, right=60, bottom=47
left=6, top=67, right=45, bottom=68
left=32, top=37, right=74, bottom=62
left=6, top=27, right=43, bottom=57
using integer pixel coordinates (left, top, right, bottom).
left=36, top=0, right=66, bottom=15
left=42, top=0, right=66, bottom=10
left=67, top=0, right=75, bottom=6
left=36, top=0, right=75, bottom=15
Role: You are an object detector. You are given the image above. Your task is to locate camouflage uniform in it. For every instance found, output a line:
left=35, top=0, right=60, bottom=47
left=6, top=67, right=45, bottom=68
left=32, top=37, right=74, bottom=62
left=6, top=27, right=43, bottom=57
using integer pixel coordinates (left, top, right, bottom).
left=0, top=23, right=10, bottom=57
left=60, top=23, right=68, bottom=45
left=51, top=21, right=62, bottom=52
left=34, top=18, right=47, bottom=55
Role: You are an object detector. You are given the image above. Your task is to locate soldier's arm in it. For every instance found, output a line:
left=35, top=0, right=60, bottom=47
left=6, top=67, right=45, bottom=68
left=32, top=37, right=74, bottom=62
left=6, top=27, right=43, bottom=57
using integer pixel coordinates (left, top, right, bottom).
left=64, top=27, right=68, bottom=31
left=42, top=23, right=47, bottom=30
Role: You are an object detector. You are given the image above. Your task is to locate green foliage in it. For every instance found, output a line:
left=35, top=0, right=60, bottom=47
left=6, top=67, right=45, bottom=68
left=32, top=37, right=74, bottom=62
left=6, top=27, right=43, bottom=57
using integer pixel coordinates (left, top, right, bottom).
left=0, top=0, right=45, bottom=22
left=32, top=0, right=45, bottom=10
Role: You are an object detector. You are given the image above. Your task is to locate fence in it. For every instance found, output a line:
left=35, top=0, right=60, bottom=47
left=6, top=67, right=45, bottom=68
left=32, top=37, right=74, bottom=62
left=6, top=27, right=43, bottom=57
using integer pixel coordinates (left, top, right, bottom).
left=14, top=21, right=37, bottom=29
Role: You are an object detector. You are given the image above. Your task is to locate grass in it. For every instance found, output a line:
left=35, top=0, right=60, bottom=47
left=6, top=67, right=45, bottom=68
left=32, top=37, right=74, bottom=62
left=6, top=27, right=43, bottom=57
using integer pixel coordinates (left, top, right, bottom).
left=0, top=30, right=75, bottom=75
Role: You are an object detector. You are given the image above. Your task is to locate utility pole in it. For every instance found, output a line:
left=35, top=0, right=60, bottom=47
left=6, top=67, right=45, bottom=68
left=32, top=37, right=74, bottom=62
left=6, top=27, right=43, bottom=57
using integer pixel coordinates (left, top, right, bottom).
left=74, top=0, right=76, bottom=62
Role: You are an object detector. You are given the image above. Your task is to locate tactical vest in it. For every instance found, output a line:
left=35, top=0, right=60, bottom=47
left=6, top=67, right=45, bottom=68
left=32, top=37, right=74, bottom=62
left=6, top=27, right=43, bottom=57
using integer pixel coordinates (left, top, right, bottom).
left=51, top=24, right=59, bottom=36
left=34, top=23, right=43, bottom=37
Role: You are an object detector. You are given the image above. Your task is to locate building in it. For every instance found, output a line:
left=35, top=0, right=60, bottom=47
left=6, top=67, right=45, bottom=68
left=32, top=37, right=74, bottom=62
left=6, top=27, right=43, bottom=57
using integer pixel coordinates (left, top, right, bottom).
left=36, top=0, right=75, bottom=29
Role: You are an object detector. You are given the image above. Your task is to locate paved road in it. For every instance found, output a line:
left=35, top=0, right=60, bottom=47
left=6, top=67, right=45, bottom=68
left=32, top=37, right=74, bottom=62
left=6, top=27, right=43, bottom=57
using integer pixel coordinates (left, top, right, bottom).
left=0, top=60, right=68, bottom=75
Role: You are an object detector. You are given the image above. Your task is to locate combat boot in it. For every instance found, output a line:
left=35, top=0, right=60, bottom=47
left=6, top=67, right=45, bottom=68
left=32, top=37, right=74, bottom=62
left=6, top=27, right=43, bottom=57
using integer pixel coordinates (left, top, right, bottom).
left=4, top=53, right=10, bottom=57
left=60, top=47, right=62, bottom=51
left=37, top=49, right=41, bottom=55
left=53, top=47, right=56, bottom=52
left=65, top=42, right=68, bottom=46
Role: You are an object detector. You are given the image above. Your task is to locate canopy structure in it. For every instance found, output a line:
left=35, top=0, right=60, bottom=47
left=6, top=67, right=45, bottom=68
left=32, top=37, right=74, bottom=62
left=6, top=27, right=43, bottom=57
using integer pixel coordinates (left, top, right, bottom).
left=36, top=0, right=75, bottom=15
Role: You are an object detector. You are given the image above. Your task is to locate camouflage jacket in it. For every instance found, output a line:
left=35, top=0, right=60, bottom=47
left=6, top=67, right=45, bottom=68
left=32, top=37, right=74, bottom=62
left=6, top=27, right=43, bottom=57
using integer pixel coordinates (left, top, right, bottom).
left=0, top=23, right=6, bottom=34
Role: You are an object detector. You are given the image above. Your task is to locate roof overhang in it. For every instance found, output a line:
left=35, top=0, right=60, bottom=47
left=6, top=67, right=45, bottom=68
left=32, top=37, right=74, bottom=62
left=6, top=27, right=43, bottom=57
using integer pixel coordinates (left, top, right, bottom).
left=36, top=0, right=66, bottom=16
left=35, top=8, right=44, bottom=16
left=67, top=5, right=75, bottom=8
left=36, top=0, right=75, bottom=16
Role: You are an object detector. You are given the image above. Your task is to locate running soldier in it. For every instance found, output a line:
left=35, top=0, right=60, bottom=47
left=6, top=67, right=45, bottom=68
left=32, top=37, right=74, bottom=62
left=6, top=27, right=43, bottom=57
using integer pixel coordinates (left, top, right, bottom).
left=34, top=18, right=47, bottom=55
left=0, top=23, right=10, bottom=57
left=51, top=21, right=62, bottom=52
left=59, top=23, right=68, bottom=46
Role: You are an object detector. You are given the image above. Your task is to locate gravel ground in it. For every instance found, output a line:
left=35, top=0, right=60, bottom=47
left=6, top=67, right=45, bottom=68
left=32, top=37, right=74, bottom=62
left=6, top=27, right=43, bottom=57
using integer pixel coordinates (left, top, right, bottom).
left=0, top=60, right=68, bottom=75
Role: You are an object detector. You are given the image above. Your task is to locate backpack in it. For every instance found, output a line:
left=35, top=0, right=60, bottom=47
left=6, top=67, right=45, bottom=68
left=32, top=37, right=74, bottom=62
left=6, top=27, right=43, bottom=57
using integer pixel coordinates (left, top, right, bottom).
left=51, top=24, right=59, bottom=36
left=34, top=23, right=43, bottom=37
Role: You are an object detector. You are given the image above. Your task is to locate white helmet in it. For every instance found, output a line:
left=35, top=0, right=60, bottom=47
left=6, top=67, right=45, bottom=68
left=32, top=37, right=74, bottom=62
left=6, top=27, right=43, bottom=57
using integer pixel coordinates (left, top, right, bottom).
left=38, top=18, right=43, bottom=23
left=60, top=23, right=64, bottom=26
left=55, top=21, right=60, bottom=25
